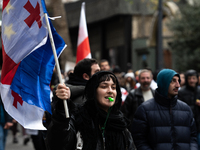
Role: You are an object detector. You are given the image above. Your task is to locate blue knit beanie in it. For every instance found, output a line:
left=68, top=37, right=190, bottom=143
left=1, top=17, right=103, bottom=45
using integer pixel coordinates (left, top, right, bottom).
left=157, top=69, right=180, bottom=97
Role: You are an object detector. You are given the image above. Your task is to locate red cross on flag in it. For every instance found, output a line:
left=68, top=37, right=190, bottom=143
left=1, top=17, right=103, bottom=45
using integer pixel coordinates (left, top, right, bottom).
left=76, top=2, right=91, bottom=64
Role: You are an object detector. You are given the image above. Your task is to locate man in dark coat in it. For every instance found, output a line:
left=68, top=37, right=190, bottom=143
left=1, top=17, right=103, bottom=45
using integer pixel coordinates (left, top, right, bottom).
left=44, top=58, right=100, bottom=130
left=63, top=58, right=100, bottom=104
left=51, top=58, right=100, bottom=106
left=121, top=69, right=155, bottom=131
left=132, top=69, right=198, bottom=150
left=178, top=69, right=200, bottom=149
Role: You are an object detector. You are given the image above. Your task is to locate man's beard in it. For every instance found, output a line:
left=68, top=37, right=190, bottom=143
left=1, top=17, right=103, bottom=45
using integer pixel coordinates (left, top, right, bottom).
left=141, top=82, right=150, bottom=90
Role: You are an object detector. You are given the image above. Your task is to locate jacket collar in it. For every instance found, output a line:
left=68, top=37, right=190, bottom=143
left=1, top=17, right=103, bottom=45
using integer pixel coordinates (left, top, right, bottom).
left=135, top=87, right=155, bottom=96
left=67, top=73, right=87, bottom=86
left=135, top=87, right=143, bottom=96
left=155, top=90, right=177, bottom=107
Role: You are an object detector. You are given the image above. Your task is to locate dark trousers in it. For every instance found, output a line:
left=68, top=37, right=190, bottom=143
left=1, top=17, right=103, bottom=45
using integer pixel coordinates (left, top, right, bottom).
left=31, top=130, right=46, bottom=150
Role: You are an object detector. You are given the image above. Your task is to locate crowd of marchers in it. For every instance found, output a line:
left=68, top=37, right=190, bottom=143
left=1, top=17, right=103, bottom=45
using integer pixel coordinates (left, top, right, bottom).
left=2, top=58, right=200, bottom=150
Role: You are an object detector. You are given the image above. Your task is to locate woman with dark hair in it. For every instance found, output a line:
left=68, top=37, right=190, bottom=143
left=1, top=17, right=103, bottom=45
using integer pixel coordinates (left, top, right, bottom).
left=46, top=71, right=135, bottom=150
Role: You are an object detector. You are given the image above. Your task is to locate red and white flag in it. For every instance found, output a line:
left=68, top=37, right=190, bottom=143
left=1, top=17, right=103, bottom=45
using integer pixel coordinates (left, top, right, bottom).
left=76, top=2, right=91, bottom=63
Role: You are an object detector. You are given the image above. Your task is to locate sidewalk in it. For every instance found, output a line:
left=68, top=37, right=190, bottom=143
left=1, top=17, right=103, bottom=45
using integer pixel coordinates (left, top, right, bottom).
left=5, top=127, right=34, bottom=150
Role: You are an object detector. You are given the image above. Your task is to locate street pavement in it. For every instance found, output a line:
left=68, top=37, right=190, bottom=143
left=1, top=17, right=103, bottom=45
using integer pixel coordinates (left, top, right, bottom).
left=5, top=127, right=34, bottom=150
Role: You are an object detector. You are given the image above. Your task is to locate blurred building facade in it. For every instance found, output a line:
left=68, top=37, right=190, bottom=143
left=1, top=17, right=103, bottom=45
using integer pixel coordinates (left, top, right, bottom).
left=64, top=0, right=186, bottom=72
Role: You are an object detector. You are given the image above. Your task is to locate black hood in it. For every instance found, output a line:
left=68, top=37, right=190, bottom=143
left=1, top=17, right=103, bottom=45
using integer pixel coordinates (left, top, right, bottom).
left=84, top=71, right=122, bottom=112
left=74, top=72, right=129, bottom=150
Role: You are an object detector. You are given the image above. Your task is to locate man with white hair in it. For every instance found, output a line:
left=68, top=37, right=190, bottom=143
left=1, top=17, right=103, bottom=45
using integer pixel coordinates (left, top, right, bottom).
left=136, top=69, right=157, bottom=90
left=121, top=69, right=155, bottom=132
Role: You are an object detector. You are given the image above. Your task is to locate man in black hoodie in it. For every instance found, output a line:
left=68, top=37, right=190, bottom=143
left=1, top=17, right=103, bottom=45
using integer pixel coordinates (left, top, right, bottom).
left=44, top=58, right=100, bottom=133
left=50, top=58, right=100, bottom=106
left=63, top=58, right=100, bottom=104
left=178, top=69, right=200, bottom=150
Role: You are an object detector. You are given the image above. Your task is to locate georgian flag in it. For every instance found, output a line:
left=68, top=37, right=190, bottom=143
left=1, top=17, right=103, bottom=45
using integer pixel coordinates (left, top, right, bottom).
left=76, top=2, right=91, bottom=63
left=1, top=0, right=66, bottom=130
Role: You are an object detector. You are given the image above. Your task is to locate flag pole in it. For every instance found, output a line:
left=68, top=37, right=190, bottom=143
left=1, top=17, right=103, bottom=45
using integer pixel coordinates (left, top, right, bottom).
left=44, top=13, right=69, bottom=118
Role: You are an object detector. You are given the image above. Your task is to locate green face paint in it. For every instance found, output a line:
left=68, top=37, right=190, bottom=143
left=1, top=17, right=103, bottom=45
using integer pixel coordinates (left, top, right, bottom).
left=108, top=97, right=114, bottom=102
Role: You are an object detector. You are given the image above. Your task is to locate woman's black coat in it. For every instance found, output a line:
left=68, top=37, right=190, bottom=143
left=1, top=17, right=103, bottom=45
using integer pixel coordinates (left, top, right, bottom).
left=46, top=71, right=135, bottom=150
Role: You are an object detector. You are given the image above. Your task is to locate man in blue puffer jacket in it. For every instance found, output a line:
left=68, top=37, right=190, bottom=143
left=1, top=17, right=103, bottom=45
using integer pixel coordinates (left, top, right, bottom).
left=132, top=69, right=198, bottom=150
